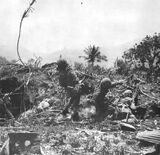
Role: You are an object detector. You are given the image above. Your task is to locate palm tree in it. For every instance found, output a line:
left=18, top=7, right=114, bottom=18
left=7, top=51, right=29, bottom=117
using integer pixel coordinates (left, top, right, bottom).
left=79, top=45, right=107, bottom=71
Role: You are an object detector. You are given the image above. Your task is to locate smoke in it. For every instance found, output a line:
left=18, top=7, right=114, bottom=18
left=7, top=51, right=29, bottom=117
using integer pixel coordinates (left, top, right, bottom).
left=79, top=105, right=96, bottom=119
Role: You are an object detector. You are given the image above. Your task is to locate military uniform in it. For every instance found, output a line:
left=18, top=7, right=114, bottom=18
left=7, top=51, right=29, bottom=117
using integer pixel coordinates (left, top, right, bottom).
left=92, top=78, right=125, bottom=121
left=57, top=60, right=94, bottom=118
left=58, top=68, right=80, bottom=115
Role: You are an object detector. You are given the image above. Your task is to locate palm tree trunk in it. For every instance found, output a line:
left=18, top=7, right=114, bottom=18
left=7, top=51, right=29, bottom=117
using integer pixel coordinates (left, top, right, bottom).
left=88, top=62, right=94, bottom=73
left=91, top=62, right=94, bottom=72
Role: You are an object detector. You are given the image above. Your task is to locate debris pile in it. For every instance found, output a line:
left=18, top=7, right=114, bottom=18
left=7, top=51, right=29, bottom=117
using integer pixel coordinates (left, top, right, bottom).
left=0, top=62, right=160, bottom=154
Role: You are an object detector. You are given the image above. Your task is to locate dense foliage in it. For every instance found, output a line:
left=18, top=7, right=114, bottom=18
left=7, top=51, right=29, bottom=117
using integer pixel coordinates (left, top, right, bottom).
left=122, top=33, right=160, bottom=81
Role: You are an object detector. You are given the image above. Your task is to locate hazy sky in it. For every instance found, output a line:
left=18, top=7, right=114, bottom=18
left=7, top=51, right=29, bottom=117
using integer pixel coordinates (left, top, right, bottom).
left=1, top=0, right=160, bottom=66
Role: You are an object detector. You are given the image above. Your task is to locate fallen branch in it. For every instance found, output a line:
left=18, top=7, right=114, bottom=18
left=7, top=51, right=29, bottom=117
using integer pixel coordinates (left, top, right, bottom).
left=140, top=87, right=160, bottom=101
left=0, top=126, right=29, bottom=130
left=34, top=110, right=60, bottom=117
left=26, top=72, right=33, bottom=86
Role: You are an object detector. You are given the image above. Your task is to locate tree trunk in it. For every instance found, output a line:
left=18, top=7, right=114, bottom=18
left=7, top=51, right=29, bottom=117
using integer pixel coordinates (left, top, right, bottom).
left=91, top=62, right=94, bottom=73
left=88, top=63, right=94, bottom=74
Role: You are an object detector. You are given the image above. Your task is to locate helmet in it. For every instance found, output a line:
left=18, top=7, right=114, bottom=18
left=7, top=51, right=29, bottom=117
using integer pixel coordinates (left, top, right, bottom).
left=100, top=78, right=112, bottom=92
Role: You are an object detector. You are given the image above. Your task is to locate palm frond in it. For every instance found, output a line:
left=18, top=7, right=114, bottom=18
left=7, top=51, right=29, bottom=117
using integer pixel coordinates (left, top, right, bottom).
left=80, top=45, right=107, bottom=66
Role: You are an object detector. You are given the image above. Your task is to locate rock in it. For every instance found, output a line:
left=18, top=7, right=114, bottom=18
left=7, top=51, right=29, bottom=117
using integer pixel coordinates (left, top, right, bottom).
left=19, top=109, right=35, bottom=118
left=38, top=100, right=50, bottom=110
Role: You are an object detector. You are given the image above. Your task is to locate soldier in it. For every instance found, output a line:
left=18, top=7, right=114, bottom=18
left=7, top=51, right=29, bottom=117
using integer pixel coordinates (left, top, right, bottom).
left=56, top=59, right=94, bottom=120
left=56, top=59, right=79, bottom=116
left=92, top=77, right=125, bottom=121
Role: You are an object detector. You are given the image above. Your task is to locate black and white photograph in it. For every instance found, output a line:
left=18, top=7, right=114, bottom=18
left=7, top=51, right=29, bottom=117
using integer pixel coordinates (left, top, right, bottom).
left=0, top=0, right=160, bottom=154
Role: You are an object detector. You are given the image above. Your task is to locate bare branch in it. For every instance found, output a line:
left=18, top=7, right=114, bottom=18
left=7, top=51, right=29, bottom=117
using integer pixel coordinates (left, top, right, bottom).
left=16, top=0, right=37, bottom=66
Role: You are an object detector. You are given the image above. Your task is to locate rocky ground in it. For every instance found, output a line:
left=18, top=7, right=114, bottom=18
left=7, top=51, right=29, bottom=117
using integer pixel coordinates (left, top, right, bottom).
left=0, top=112, right=160, bottom=154
left=0, top=65, right=160, bottom=155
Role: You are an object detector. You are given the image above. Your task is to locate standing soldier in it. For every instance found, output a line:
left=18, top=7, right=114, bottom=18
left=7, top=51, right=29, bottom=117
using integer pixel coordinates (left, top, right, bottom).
left=56, top=59, right=79, bottom=117
left=56, top=59, right=94, bottom=121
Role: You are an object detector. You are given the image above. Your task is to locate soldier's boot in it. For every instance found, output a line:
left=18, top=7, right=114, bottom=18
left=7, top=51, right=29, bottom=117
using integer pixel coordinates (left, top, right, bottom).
left=71, top=111, right=80, bottom=121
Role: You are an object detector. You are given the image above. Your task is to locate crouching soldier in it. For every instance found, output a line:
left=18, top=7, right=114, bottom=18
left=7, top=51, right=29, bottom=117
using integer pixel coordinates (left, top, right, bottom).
left=93, top=78, right=125, bottom=121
